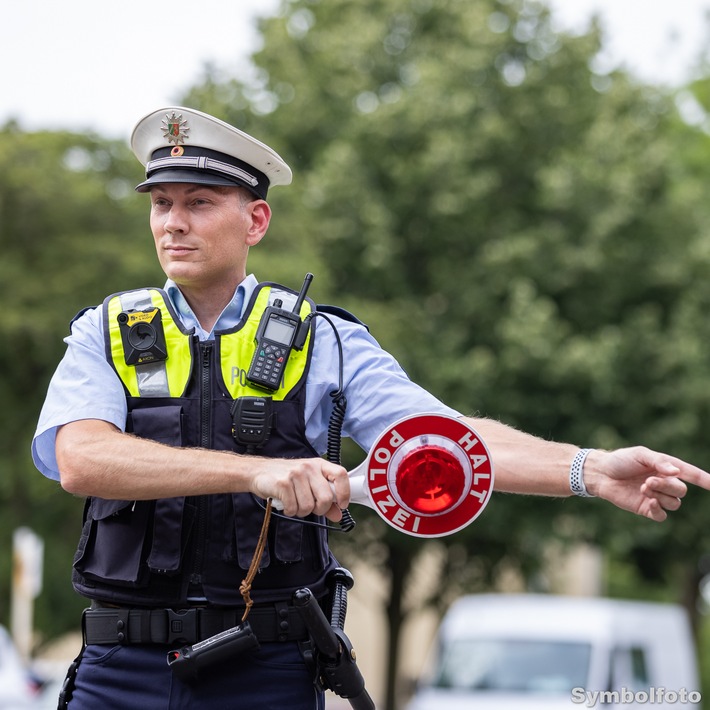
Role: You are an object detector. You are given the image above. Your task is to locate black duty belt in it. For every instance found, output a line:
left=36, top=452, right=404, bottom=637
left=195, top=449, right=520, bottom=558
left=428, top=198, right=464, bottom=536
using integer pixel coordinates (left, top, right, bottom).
left=84, top=603, right=309, bottom=646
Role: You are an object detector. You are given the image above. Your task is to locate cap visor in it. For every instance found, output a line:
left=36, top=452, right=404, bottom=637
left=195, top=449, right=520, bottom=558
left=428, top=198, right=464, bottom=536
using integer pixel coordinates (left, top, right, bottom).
left=135, top=168, right=243, bottom=193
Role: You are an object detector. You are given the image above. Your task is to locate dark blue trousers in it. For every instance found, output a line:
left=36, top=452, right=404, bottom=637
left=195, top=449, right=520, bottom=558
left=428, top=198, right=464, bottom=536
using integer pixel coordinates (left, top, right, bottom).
left=67, top=641, right=325, bottom=709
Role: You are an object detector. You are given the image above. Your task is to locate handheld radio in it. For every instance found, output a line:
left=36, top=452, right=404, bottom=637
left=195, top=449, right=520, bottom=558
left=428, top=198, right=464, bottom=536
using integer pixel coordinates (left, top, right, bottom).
left=246, top=274, right=313, bottom=391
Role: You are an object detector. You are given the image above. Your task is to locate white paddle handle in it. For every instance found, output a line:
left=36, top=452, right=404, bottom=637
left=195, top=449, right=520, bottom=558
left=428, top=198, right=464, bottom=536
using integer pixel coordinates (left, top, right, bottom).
left=270, top=459, right=370, bottom=512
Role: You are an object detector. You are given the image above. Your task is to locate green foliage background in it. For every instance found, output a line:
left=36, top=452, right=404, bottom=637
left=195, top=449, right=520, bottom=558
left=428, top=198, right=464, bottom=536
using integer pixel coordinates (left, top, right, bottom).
left=5, top=1, right=710, bottom=707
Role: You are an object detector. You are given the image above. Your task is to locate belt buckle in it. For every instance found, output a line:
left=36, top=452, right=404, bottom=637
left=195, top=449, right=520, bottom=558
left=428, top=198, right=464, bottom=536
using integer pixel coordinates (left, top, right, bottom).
left=166, top=608, right=199, bottom=645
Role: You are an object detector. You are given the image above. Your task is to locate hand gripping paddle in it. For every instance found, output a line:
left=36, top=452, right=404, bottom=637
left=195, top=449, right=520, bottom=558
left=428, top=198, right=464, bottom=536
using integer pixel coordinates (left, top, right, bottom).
left=274, top=413, right=494, bottom=538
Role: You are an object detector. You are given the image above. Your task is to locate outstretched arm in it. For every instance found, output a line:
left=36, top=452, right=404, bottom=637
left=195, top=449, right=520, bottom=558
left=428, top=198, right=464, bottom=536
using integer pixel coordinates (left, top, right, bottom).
left=465, top=416, right=710, bottom=522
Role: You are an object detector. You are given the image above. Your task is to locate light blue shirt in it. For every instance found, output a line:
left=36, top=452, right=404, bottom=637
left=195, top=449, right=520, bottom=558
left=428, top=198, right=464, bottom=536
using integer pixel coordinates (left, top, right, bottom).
left=32, top=274, right=460, bottom=481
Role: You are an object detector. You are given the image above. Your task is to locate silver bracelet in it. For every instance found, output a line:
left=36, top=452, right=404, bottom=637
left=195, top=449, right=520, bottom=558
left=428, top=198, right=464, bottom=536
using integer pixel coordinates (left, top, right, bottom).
left=570, top=448, right=595, bottom=498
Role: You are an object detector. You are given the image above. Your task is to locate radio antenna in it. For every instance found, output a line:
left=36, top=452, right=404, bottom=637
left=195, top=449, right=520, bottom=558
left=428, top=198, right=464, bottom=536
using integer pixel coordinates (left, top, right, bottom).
left=293, top=273, right=314, bottom=314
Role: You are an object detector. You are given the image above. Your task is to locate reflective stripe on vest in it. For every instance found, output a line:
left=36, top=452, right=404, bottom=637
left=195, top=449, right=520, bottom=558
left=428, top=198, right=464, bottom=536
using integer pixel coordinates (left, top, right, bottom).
left=107, top=289, right=193, bottom=398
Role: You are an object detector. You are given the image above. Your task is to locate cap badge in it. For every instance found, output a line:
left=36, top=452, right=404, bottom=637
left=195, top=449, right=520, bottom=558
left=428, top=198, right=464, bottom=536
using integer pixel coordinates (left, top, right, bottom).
left=161, top=111, right=189, bottom=146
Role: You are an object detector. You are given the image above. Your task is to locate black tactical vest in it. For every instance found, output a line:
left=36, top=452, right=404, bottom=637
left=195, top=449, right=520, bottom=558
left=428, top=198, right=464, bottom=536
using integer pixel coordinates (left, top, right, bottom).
left=71, top=282, right=337, bottom=607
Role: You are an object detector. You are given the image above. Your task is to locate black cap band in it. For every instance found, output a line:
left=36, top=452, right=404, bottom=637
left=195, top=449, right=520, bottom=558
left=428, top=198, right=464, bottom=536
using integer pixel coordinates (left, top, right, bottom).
left=135, top=145, right=270, bottom=199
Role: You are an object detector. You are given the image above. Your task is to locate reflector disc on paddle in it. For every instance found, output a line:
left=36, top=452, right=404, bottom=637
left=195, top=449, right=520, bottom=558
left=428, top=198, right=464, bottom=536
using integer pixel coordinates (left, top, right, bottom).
left=395, top=445, right=466, bottom=514
left=364, top=414, right=494, bottom=537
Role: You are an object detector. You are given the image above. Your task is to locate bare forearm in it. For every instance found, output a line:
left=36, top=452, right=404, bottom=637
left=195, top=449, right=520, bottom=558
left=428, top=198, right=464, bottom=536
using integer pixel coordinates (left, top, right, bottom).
left=55, top=418, right=350, bottom=520
left=464, top=416, right=577, bottom=497
left=466, top=415, right=710, bottom=522
left=56, top=419, right=256, bottom=500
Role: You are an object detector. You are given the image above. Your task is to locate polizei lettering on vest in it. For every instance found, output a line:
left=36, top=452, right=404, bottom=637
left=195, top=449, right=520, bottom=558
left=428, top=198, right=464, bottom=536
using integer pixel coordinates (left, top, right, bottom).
left=231, top=365, right=284, bottom=391
left=231, top=366, right=250, bottom=387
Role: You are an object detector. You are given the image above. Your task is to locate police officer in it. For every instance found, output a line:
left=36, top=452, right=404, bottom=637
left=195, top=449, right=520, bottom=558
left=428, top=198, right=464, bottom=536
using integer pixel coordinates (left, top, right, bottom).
left=32, top=107, right=710, bottom=709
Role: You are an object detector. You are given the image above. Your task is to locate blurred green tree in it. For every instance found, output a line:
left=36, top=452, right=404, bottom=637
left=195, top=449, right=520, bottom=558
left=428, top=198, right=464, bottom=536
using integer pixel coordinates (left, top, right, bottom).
left=182, top=0, right=710, bottom=707
left=0, top=123, right=160, bottom=640
left=7, top=1, right=710, bottom=709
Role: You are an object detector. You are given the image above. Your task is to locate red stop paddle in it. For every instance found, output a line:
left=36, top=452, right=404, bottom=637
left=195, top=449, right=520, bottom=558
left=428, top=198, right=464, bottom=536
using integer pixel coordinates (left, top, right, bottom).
left=345, top=413, right=494, bottom=537
left=273, top=413, right=494, bottom=538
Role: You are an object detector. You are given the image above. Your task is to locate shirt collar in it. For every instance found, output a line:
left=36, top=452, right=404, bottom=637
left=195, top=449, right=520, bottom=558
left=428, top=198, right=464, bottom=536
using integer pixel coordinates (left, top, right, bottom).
left=164, top=274, right=259, bottom=340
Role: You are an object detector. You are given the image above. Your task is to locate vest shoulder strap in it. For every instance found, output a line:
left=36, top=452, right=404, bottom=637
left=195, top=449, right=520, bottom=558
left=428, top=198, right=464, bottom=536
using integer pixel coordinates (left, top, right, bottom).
left=70, top=305, right=98, bottom=330
left=317, top=304, right=369, bottom=332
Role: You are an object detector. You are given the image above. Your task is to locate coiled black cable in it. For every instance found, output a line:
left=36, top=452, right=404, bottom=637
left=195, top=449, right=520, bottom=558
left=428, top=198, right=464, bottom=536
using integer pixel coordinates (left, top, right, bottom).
left=327, top=389, right=355, bottom=532
left=326, top=390, right=347, bottom=466
left=314, top=311, right=356, bottom=532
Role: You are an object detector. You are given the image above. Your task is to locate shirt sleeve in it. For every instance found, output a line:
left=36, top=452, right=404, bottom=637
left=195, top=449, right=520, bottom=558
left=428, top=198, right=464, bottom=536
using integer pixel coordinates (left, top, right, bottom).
left=34, top=298, right=461, bottom=477
left=305, top=314, right=461, bottom=455
left=31, top=307, right=128, bottom=481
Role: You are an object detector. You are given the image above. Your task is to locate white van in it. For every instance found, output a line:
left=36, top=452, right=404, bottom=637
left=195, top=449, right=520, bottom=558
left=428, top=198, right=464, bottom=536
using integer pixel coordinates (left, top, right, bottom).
left=405, top=593, right=702, bottom=709
left=0, top=624, right=38, bottom=708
